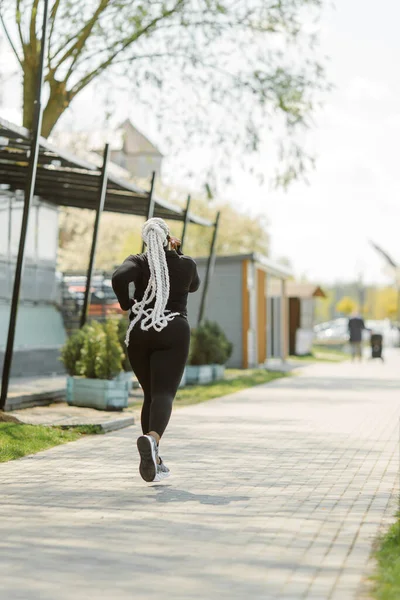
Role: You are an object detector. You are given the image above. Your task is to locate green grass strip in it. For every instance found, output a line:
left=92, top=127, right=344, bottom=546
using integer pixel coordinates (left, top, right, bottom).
left=290, top=347, right=350, bottom=363
left=0, top=423, right=101, bottom=463
left=371, top=517, right=400, bottom=600
left=126, top=369, right=288, bottom=411
left=173, top=369, right=288, bottom=408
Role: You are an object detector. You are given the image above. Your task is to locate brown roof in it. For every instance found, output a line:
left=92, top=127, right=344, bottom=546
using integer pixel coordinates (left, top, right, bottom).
left=269, top=282, right=326, bottom=299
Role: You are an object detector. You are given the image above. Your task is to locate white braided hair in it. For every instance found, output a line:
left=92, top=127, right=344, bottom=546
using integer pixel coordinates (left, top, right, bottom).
left=125, top=218, right=179, bottom=346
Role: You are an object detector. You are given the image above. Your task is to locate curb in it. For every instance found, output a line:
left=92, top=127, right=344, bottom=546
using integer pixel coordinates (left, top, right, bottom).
left=56, top=416, right=135, bottom=433
left=100, top=416, right=135, bottom=433
left=5, top=390, right=66, bottom=412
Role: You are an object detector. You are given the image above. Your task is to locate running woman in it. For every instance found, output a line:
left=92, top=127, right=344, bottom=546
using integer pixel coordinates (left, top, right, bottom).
left=112, top=218, right=200, bottom=483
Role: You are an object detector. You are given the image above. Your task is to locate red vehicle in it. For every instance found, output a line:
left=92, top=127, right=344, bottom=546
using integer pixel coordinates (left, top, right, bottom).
left=64, top=277, right=124, bottom=318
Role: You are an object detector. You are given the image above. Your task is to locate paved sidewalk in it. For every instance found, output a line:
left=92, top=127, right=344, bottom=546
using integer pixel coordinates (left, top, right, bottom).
left=1, top=354, right=399, bottom=600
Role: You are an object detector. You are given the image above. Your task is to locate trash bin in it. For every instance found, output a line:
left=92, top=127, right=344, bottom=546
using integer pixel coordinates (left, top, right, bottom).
left=370, top=333, right=383, bottom=360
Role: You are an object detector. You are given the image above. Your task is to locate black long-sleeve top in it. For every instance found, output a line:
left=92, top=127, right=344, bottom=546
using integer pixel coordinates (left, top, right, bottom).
left=112, top=249, right=201, bottom=318
left=348, top=317, right=365, bottom=343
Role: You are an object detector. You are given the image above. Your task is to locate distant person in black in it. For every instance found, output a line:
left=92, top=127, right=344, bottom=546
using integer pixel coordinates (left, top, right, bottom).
left=112, top=218, right=200, bottom=483
left=348, top=311, right=365, bottom=362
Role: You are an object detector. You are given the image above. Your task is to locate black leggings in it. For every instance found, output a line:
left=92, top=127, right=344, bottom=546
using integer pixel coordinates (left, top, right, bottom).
left=127, top=316, right=190, bottom=438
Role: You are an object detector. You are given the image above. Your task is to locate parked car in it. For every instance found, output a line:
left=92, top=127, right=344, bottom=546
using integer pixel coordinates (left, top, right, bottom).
left=314, top=317, right=400, bottom=348
left=63, top=276, right=123, bottom=318
left=314, top=318, right=349, bottom=346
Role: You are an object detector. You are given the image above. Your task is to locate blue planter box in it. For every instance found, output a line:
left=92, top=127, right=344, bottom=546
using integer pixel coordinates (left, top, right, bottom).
left=66, top=375, right=74, bottom=404
left=212, top=364, right=226, bottom=381
left=66, top=376, right=129, bottom=411
left=178, top=368, right=187, bottom=388
left=116, top=371, right=134, bottom=394
left=185, top=365, right=213, bottom=385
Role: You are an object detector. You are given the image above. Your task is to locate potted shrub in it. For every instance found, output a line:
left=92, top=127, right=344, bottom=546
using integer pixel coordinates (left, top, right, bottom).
left=61, top=320, right=128, bottom=411
left=61, top=326, right=88, bottom=403
left=116, top=317, right=136, bottom=393
left=206, top=321, right=233, bottom=380
left=185, top=324, right=214, bottom=384
left=186, top=321, right=232, bottom=384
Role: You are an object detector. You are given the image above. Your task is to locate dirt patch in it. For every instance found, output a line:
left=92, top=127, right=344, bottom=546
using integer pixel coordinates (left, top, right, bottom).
left=0, top=411, right=22, bottom=424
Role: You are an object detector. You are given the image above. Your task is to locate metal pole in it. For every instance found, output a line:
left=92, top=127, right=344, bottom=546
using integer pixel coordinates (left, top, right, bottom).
left=80, top=144, right=110, bottom=328
left=0, top=0, right=49, bottom=411
left=280, top=278, right=287, bottom=362
left=141, top=171, right=156, bottom=253
left=197, top=212, right=220, bottom=326
left=101, top=273, right=106, bottom=322
left=180, top=194, right=191, bottom=251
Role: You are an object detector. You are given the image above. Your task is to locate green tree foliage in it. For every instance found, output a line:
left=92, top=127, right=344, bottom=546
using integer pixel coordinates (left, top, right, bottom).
left=117, top=317, right=131, bottom=373
left=57, top=194, right=270, bottom=271
left=365, top=287, right=399, bottom=320
left=179, top=197, right=270, bottom=258
left=314, top=290, right=334, bottom=323
left=59, top=326, right=87, bottom=376
left=316, top=286, right=400, bottom=323
left=76, top=321, right=104, bottom=378
left=0, top=0, right=326, bottom=185
left=335, top=296, right=357, bottom=316
left=58, top=208, right=138, bottom=271
left=62, top=320, right=124, bottom=379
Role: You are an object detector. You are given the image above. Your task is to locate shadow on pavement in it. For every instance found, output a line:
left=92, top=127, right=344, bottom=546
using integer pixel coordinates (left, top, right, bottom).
left=150, top=485, right=249, bottom=505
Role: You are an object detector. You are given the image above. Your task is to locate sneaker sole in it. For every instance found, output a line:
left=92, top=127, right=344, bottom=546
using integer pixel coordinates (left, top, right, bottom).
left=137, top=436, right=157, bottom=482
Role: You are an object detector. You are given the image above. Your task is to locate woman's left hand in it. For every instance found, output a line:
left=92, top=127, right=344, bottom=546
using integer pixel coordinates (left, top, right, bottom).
left=169, top=236, right=181, bottom=250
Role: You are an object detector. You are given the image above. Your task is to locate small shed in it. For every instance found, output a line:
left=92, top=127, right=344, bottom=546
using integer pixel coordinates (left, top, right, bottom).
left=270, top=282, right=326, bottom=355
left=187, top=254, right=292, bottom=368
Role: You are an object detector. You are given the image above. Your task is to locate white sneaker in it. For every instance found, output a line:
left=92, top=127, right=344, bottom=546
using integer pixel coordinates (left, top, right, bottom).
left=137, top=435, right=158, bottom=482
left=157, top=457, right=170, bottom=481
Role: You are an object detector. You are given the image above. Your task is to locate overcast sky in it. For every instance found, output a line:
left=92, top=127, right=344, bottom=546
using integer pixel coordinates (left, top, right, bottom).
left=258, top=0, right=400, bottom=285
left=1, top=0, right=399, bottom=286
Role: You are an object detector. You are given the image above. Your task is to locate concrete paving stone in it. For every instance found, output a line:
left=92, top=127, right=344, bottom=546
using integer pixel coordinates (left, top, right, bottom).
left=1, top=351, right=400, bottom=599
left=11, top=401, right=136, bottom=431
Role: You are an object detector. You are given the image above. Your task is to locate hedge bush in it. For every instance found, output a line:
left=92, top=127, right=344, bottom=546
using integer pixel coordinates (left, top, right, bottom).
left=61, top=320, right=123, bottom=380
left=189, top=321, right=233, bottom=366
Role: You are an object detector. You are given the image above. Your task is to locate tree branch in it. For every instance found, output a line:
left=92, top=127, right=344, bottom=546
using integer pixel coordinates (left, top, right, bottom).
left=0, top=11, right=22, bottom=67
left=54, top=0, right=110, bottom=73
left=49, top=32, right=79, bottom=64
left=29, top=0, right=40, bottom=47
left=47, top=0, right=62, bottom=68
left=15, top=0, right=25, bottom=49
left=70, top=0, right=186, bottom=94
